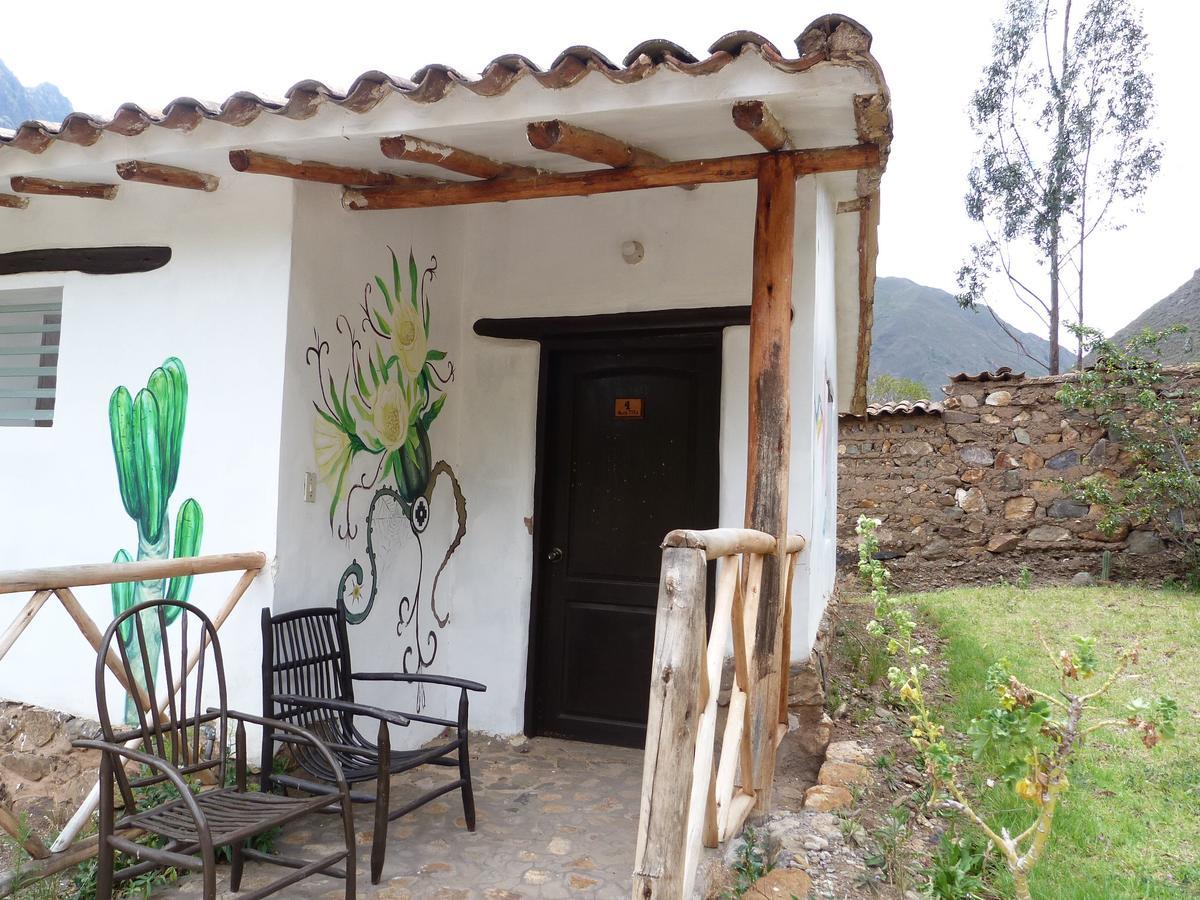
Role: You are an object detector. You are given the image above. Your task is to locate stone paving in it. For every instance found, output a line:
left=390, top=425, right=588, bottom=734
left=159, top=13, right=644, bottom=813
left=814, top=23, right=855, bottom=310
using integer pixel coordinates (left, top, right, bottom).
left=165, top=734, right=643, bottom=898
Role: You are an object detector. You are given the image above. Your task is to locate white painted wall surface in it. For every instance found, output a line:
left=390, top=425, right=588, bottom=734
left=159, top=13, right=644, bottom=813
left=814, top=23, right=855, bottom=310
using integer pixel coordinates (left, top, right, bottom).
left=256, top=175, right=839, bottom=746
left=0, top=174, right=294, bottom=723
left=275, top=182, right=468, bottom=748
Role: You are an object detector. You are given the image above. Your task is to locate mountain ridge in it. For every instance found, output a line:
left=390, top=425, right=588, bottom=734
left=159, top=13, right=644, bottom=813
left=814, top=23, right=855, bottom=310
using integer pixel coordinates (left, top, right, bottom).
left=1102, top=268, right=1200, bottom=365
left=869, top=276, right=1075, bottom=398
left=0, top=59, right=70, bottom=130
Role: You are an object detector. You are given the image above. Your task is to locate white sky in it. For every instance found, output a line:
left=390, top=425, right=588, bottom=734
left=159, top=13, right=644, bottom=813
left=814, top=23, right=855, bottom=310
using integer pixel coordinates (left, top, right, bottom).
left=1, top=0, right=1195, bottom=339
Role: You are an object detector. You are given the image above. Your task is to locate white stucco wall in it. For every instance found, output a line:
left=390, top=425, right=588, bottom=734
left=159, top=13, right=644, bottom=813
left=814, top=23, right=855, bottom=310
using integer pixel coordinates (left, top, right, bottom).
left=274, top=181, right=468, bottom=747
left=272, top=175, right=840, bottom=744
left=0, top=175, right=294, bottom=722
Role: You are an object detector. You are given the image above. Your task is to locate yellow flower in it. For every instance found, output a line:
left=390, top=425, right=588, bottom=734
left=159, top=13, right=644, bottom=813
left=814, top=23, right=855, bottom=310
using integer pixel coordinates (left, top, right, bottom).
left=391, top=301, right=428, bottom=380
left=313, top=416, right=352, bottom=490
left=365, top=380, right=415, bottom=453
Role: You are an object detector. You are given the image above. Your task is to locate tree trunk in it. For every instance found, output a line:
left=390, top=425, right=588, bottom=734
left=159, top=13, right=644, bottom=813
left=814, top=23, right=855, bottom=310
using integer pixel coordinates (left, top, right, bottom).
left=1049, top=239, right=1061, bottom=375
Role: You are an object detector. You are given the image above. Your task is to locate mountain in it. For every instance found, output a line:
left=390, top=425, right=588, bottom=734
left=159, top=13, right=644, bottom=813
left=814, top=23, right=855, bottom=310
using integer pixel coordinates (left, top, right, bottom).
left=0, top=60, right=71, bottom=129
left=1103, top=268, right=1200, bottom=365
left=870, top=276, right=1075, bottom=398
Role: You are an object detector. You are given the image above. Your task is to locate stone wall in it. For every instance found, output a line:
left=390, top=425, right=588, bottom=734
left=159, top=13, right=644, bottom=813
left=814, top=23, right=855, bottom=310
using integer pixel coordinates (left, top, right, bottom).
left=837, top=372, right=1193, bottom=590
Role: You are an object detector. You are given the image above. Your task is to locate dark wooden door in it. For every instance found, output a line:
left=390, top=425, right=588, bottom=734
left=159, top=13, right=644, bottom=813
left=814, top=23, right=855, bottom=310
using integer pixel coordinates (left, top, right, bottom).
left=530, top=335, right=720, bottom=747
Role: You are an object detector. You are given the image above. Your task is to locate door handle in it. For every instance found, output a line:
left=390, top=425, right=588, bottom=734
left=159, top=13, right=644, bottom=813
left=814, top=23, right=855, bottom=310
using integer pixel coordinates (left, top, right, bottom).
left=546, top=547, right=565, bottom=562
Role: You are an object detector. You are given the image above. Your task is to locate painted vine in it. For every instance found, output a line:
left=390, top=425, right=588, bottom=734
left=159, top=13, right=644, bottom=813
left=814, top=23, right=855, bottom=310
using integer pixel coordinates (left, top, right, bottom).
left=308, top=248, right=465, bottom=703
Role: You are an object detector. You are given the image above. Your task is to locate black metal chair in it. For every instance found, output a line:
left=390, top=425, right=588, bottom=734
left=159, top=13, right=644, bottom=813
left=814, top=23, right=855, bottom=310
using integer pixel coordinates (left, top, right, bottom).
left=74, top=599, right=356, bottom=899
left=260, top=605, right=486, bottom=884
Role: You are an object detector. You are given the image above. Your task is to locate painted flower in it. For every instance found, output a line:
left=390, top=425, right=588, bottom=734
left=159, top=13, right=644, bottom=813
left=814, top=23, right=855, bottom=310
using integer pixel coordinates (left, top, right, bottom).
left=362, top=379, right=416, bottom=454
left=391, top=300, right=428, bottom=380
left=313, top=416, right=353, bottom=489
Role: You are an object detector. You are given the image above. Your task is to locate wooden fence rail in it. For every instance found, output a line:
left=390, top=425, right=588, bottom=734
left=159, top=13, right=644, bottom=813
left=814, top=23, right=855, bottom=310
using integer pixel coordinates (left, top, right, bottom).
left=632, top=528, right=804, bottom=899
left=0, top=551, right=265, bottom=897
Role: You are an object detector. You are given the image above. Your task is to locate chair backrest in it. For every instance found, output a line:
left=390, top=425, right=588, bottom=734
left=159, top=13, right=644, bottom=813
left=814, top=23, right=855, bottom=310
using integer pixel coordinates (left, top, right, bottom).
left=261, top=606, right=355, bottom=743
left=98, top=599, right=228, bottom=810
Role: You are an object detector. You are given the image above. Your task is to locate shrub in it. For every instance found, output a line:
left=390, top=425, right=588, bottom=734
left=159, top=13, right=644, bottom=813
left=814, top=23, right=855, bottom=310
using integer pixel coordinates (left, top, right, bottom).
left=1057, top=324, right=1200, bottom=582
left=856, top=515, right=1177, bottom=900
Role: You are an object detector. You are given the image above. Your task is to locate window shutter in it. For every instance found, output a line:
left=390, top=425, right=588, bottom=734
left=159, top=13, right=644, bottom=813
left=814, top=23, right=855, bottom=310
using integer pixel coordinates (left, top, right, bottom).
left=0, top=289, right=62, bottom=427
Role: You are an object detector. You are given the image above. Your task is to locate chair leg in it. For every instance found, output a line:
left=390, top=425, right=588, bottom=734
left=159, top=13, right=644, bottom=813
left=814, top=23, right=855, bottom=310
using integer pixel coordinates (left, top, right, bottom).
left=458, top=692, right=476, bottom=832
left=230, top=840, right=245, bottom=892
left=371, top=720, right=390, bottom=885
left=341, top=786, right=358, bottom=900
left=96, top=753, right=114, bottom=900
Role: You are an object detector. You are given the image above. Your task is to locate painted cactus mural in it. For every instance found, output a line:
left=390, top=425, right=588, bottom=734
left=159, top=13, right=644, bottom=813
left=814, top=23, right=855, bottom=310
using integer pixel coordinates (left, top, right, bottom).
left=109, top=357, right=204, bottom=722
left=308, top=248, right=464, bottom=706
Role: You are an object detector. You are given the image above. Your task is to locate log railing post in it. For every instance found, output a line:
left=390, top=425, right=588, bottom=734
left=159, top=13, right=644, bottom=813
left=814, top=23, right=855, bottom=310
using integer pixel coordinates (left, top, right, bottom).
left=744, top=152, right=797, bottom=812
left=632, top=546, right=707, bottom=899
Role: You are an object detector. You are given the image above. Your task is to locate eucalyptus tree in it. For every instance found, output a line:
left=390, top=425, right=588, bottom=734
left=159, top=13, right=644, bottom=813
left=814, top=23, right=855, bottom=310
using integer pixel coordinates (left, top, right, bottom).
left=956, top=0, right=1160, bottom=374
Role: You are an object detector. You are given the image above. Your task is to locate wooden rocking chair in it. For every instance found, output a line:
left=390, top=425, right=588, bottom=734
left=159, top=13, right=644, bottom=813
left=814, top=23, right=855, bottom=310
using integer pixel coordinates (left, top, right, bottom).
left=260, top=605, right=486, bottom=884
left=74, top=599, right=356, bottom=899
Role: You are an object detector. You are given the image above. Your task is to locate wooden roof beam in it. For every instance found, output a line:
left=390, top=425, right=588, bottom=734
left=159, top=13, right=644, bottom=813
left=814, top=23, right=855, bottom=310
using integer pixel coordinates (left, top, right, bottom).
left=526, top=120, right=668, bottom=169
left=732, top=101, right=793, bottom=152
left=228, top=149, right=414, bottom=188
left=10, top=177, right=117, bottom=200
left=344, top=144, right=879, bottom=211
left=116, top=160, right=219, bottom=192
left=0, top=194, right=29, bottom=210
left=378, top=135, right=537, bottom=180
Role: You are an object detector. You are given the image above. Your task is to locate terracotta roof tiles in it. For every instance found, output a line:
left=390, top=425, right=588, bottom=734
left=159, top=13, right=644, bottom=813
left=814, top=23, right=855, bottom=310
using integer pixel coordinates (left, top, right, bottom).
left=0, top=17, right=888, bottom=157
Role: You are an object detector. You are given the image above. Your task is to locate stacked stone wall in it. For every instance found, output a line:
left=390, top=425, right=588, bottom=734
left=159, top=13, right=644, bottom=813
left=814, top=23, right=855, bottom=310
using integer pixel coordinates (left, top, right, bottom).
left=837, top=372, right=1194, bottom=590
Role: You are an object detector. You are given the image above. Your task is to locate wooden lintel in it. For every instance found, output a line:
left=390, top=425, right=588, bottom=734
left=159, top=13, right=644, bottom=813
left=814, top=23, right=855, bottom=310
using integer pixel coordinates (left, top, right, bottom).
left=473, top=305, right=750, bottom=341
left=116, top=160, right=219, bottom=192
left=836, top=197, right=868, bottom=214
left=378, top=134, right=537, bottom=180
left=526, top=120, right=667, bottom=169
left=10, top=177, right=117, bottom=200
left=228, top=149, right=410, bottom=188
left=0, top=247, right=171, bottom=277
left=0, top=193, right=29, bottom=210
left=346, top=144, right=879, bottom=210
left=732, top=101, right=793, bottom=152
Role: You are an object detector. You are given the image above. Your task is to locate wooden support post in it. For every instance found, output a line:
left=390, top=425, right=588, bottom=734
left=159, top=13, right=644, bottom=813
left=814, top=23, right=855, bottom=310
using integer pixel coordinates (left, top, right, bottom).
left=54, top=588, right=151, bottom=713
left=632, top=546, right=707, bottom=899
left=0, top=806, right=48, bottom=860
left=743, top=153, right=797, bottom=812
left=0, top=591, right=51, bottom=663
left=851, top=191, right=880, bottom=415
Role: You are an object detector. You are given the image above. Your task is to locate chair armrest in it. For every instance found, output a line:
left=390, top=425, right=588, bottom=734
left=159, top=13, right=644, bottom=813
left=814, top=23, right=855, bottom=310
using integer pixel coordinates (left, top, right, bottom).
left=216, top=708, right=351, bottom=788
left=72, top=739, right=209, bottom=833
left=352, top=672, right=487, bottom=692
left=271, top=695, right=411, bottom=729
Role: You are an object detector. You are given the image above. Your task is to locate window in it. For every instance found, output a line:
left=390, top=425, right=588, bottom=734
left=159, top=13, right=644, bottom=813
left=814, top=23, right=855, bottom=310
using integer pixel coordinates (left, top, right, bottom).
left=0, top=288, right=62, bottom=427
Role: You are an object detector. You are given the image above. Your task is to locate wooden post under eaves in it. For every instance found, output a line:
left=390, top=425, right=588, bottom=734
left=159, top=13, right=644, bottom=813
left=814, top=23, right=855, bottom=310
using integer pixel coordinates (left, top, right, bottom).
left=743, top=153, right=796, bottom=813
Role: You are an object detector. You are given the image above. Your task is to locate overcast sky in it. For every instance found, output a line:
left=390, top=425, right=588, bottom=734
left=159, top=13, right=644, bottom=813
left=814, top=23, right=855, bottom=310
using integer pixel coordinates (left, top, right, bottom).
left=2, top=0, right=1194, bottom=340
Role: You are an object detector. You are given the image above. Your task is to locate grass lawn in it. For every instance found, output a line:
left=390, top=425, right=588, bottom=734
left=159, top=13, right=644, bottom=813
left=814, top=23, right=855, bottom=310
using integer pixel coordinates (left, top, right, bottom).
left=913, top=584, right=1200, bottom=899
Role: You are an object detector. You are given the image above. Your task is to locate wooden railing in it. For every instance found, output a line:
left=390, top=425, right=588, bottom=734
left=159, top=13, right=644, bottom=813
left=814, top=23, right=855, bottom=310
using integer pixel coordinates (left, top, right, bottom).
left=0, top=552, right=265, bottom=897
left=632, top=528, right=805, bottom=899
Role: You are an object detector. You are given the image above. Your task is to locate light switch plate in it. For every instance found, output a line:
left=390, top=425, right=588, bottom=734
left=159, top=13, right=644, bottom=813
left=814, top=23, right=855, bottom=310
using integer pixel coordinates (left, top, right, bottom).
left=303, top=471, right=317, bottom=503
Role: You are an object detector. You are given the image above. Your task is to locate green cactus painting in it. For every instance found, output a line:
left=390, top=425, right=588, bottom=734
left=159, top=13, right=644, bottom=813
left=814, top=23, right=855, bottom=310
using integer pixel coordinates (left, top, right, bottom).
left=109, top=357, right=204, bottom=722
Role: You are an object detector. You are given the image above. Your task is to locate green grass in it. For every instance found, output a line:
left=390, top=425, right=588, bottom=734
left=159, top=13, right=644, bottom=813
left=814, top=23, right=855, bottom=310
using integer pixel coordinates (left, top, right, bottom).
left=911, top=584, right=1200, bottom=899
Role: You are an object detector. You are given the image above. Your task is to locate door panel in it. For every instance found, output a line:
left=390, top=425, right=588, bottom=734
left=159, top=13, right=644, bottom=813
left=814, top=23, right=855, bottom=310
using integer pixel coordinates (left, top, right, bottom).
left=531, top=337, right=720, bottom=746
